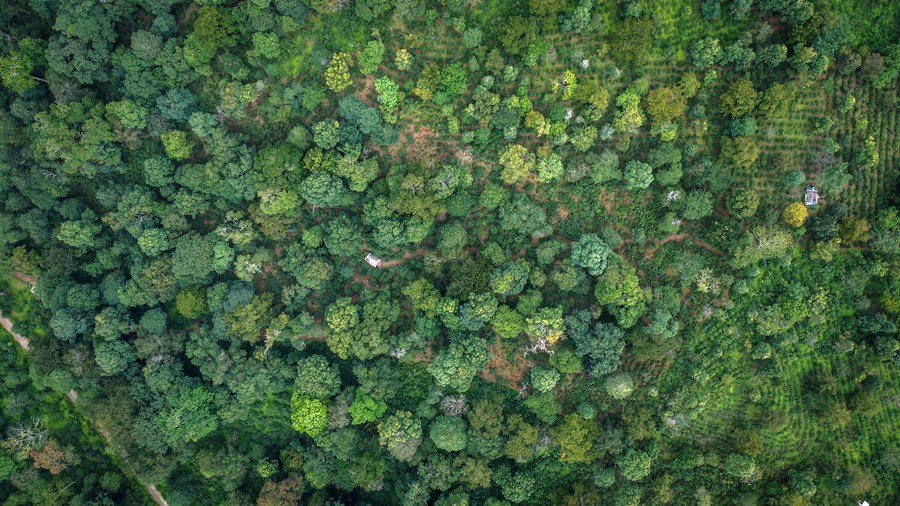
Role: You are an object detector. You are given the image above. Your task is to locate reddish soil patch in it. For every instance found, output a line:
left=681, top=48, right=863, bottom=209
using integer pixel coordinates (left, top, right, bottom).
left=12, top=271, right=36, bottom=286
left=691, top=238, right=725, bottom=256
left=411, top=344, right=435, bottom=364
left=480, top=338, right=529, bottom=390
left=597, top=189, right=617, bottom=215
left=371, top=117, right=459, bottom=165
left=295, top=335, right=327, bottom=342
left=352, top=270, right=378, bottom=290
left=177, top=2, right=198, bottom=31
left=379, top=247, right=429, bottom=268
left=509, top=248, right=528, bottom=261
left=356, top=74, right=377, bottom=107
left=406, top=126, right=440, bottom=163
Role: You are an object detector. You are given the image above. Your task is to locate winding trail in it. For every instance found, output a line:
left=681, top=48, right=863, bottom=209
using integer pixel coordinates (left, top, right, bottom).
left=642, top=233, right=725, bottom=259
left=2, top=273, right=168, bottom=506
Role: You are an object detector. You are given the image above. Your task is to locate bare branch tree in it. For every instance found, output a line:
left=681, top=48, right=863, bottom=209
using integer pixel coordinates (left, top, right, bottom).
left=2, top=418, right=48, bottom=459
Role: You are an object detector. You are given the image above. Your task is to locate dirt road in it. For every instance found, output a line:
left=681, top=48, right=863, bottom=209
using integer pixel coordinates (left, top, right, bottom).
left=2, top=273, right=168, bottom=506
left=0, top=314, right=29, bottom=350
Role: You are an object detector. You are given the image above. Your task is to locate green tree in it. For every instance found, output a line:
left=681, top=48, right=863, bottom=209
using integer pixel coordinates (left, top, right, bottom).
left=788, top=469, right=816, bottom=497
left=224, top=293, right=274, bottom=342
left=138, top=228, right=171, bottom=257
left=523, top=392, right=561, bottom=424
left=524, top=306, right=566, bottom=344
left=295, top=355, right=341, bottom=399
left=94, top=340, right=136, bottom=376
left=499, top=144, right=536, bottom=184
left=571, top=234, right=612, bottom=276
left=537, top=152, right=565, bottom=182
left=618, top=449, right=652, bottom=481
left=490, top=261, right=529, bottom=298
left=250, top=32, right=280, bottom=60
left=429, top=416, right=467, bottom=452
left=614, top=91, right=646, bottom=134
left=720, top=136, right=760, bottom=169
left=161, top=130, right=192, bottom=160
left=290, top=394, right=329, bottom=437
left=570, top=125, right=598, bottom=152
left=605, top=372, right=635, bottom=399
left=612, top=18, right=653, bottom=65
left=504, top=415, right=539, bottom=463
left=724, top=453, right=756, bottom=479
left=427, top=336, right=489, bottom=392
left=441, top=63, right=468, bottom=96
left=727, top=187, right=760, bottom=218
left=552, top=413, right=601, bottom=463
left=498, top=469, right=535, bottom=503
left=58, top=213, right=103, bottom=250
left=624, top=160, right=653, bottom=189
left=530, top=367, right=560, bottom=393
left=300, top=171, right=351, bottom=208
left=491, top=306, right=526, bottom=339
left=595, top=256, right=649, bottom=328
left=499, top=16, right=538, bottom=55
left=172, top=234, right=215, bottom=284
left=374, top=76, right=400, bottom=120
left=358, top=39, right=385, bottom=74
left=350, top=394, right=388, bottom=425
left=378, top=411, right=423, bottom=461
left=156, top=385, right=219, bottom=446
left=691, top=37, right=722, bottom=69
left=646, top=87, right=686, bottom=125
left=462, top=28, right=483, bottom=49
left=0, top=47, right=41, bottom=93
left=459, top=292, right=498, bottom=331
left=176, top=288, right=208, bottom=318
left=719, top=78, right=758, bottom=118
left=681, top=191, right=714, bottom=220
left=106, top=100, right=147, bottom=129
left=325, top=52, right=353, bottom=92
left=312, top=120, right=340, bottom=150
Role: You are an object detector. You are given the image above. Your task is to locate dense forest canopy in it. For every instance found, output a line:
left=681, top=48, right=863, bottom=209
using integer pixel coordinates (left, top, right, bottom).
left=0, top=0, right=898, bottom=505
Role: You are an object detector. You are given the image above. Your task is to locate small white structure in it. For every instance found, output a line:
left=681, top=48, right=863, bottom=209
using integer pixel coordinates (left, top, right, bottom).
left=805, top=186, right=819, bottom=206
left=364, top=253, right=382, bottom=268
left=858, top=501, right=869, bottom=506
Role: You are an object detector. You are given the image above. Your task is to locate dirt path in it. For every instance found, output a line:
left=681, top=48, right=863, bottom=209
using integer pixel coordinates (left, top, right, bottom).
left=378, top=248, right=429, bottom=268
left=12, top=271, right=37, bottom=285
left=2, top=271, right=35, bottom=349
left=177, top=2, right=198, bottom=31
left=146, top=485, right=169, bottom=506
left=691, top=238, right=725, bottom=256
left=642, top=233, right=725, bottom=259
left=3, top=273, right=168, bottom=506
left=1, top=314, right=29, bottom=350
